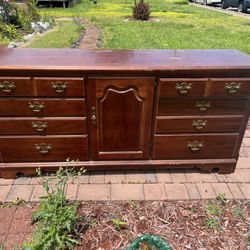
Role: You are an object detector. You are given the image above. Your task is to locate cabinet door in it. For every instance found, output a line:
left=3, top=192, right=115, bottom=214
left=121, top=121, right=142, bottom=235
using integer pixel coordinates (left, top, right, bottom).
left=88, top=78, right=154, bottom=160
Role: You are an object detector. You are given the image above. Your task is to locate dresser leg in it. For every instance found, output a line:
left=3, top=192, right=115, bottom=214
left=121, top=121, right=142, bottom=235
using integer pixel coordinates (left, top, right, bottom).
left=198, top=163, right=236, bottom=174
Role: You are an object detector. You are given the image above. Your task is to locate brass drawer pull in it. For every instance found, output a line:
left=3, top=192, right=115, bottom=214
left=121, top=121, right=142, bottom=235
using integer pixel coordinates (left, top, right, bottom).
left=196, top=100, right=211, bottom=112
left=91, top=106, right=97, bottom=126
left=192, top=119, right=207, bottom=130
left=29, top=101, right=45, bottom=113
left=32, top=121, right=48, bottom=132
left=224, top=82, right=241, bottom=94
left=51, top=81, right=68, bottom=93
left=0, top=80, right=16, bottom=93
left=187, top=140, right=204, bottom=151
left=35, top=143, right=52, bottom=154
left=175, top=82, right=192, bottom=95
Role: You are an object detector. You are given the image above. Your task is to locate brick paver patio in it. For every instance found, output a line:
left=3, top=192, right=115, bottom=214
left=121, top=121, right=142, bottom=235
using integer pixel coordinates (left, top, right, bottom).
left=0, top=125, right=249, bottom=202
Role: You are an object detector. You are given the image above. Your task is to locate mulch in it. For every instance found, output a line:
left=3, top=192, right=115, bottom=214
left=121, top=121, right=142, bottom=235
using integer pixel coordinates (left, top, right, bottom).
left=77, top=200, right=250, bottom=250
left=0, top=200, right=249, bottom=250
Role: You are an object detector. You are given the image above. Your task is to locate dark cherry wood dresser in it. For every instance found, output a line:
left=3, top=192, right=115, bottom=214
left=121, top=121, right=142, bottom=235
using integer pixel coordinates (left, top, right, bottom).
left=0, top=48, right=250, bottom=178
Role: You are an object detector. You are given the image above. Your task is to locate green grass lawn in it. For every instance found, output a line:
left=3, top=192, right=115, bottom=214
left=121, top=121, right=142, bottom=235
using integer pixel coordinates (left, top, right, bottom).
left=25, top=19, right=83, bottom=48
left=38, top=0, right=250, bottom=53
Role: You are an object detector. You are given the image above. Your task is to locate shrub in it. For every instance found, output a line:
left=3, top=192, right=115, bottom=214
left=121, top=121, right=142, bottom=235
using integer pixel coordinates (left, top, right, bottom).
left=26, top=0, right=40, bottom=22
left=18, top=0, right=41, bottom=33
left=0, top=22, right=21, bottom=40
left=0, top=0, right=19, bottom=25
left=132, top=0, right=151, bottom=21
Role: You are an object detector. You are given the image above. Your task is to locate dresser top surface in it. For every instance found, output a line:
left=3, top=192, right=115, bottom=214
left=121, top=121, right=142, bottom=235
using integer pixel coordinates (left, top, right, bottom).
left=0, top=48, right=250, bottom=72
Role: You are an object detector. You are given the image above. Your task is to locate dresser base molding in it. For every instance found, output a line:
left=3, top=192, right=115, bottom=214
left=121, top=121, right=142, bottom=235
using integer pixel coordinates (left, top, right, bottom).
left=0, top=159, right=236, bottom=179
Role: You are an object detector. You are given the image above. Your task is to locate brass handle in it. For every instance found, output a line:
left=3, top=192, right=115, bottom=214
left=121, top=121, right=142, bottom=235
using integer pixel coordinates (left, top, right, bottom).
left=29, top=101, right=45, bottom=113
left=192, top=120, right=207, bottom=130
left=175, top=82, right=192, bottom=95
left=32, top=121, right=48, bottom=132
left=51, top=81, right=68, bottom=93
left=195, top=100, right=211, bottom=112
left=0, top=80, right=16, bottom=93
left=224, top=82, right=241, bottom=94
left=187, top=140, right=204, bottom=151
left=35, top=143, right=52, bottom=154
left=91, top=106, right=97, bottom=126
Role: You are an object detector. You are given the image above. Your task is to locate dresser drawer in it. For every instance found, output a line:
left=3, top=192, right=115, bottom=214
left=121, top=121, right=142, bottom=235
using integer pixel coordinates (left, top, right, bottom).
left=155, top=115, right=243, bottom=133
left=0, top=118, right=87, bottom=135
left=157, top=98, right=247, bottom=116
left=210, top=78, right=250, bottom=97
left=158, top=78, right=207, bottom=97
left=0, top=99, right=86, bottom=117
left=0, top=135, right=88, bottom=162
left=34, top=77, right=85, bottom=97
left=152, top=134, right=238, bottom=159
left=0, top=77, right=33, bottom=96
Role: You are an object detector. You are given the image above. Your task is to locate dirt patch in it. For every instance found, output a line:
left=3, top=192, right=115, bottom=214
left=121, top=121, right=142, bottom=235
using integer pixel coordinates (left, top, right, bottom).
left=79, top=19, right=101, bottom=49
left=55, top=17, right=101, bottom=49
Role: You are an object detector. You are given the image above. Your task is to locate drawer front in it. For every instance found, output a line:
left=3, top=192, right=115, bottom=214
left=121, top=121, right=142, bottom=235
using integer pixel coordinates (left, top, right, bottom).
left=152, top=134, right=238, bottom=159
left=0, top=136, right=88, bottom=162
left=0, top=99, right=86, bottom=117
left=158, top=78, right=207, bottom=97
left=155, top=115, right=243, bottom=133
left=0, top=77, right=33, bottom=96
left=210, top=78, right=250, bottom=97
left=0, top=118, right=87, bottom=135
left=34, top=77, right=85, bottom=97
left=157, top=98, right=247, bottom=116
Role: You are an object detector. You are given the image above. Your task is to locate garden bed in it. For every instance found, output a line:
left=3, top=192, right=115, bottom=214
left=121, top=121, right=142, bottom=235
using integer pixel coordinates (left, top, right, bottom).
left=0, top=200, right=249, bottom=249
left=25, top=19, right=84, bottom=48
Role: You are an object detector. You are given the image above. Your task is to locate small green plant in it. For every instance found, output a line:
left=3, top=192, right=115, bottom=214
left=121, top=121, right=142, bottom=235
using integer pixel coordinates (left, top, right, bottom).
left=112, top=217, right=128, bottom=231
left=205, top=202, right=223, bottom=216
left=216, top=193, right=228, bottom=205
left=132, top=0, right=151, bottom=21
left=0, top=244, right=5, bottom=250
left=232, top=205, right=246, bottom=219
left=204, top=217, right=220, bottom=229
left=23, top=161, right=85, bottom=250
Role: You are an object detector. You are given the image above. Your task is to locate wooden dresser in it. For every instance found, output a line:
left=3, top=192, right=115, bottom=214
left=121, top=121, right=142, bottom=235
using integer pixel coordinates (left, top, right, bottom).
left=0, top=49, right=250, bottom=178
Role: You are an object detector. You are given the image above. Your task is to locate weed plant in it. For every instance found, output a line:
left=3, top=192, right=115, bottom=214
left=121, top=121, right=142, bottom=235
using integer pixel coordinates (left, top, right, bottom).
left=23, top=162, right=85, bottom=250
